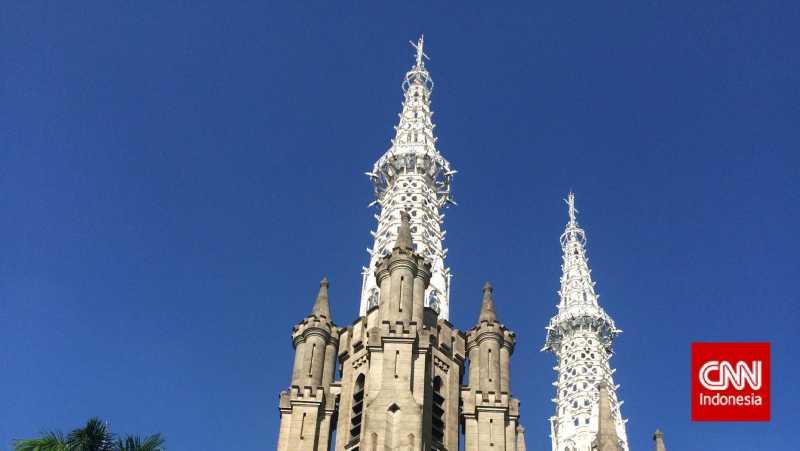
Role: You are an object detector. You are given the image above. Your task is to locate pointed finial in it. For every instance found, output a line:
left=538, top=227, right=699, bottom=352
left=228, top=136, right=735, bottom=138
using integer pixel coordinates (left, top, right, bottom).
left=479, top=282, right=498, bottom=322
left=394, top=210, right=414, bottom=251
left=403, top=35, right=433, bottom=93
left=565, top=191, right=579, bottom=226
left=311, top=277, right=331, bottom=319
left=410, top=34, right=429, bottom=69
left=595, top=382, right=621, bottom=451
left=653, top=429, right=666, bottom=451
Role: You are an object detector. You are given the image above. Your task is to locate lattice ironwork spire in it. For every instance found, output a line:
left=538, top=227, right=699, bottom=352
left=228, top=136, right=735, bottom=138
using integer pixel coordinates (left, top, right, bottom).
left=544, top=193, right=628, bottom=451
left=359, top=36, right=455, bottom=319
left=558, top=192, right=596, bottom=311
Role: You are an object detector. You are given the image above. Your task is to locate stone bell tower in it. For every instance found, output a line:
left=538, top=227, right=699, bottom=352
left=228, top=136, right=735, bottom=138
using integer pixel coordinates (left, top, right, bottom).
left=335, top=211, right=466, bottom=451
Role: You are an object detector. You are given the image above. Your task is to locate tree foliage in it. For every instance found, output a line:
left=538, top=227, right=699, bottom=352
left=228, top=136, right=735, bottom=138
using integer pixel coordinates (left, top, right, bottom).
left=14, top=418, right=165, bottom=451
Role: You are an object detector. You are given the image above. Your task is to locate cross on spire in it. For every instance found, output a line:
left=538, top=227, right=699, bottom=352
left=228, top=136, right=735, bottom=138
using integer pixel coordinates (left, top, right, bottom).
left=565, top=191, right=579, bottom=226
left=410, top=34, right=429, bottom=69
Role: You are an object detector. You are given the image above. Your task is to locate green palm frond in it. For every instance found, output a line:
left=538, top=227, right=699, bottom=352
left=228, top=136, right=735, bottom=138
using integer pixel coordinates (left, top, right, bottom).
left=14, top=418, right=164, bottom=451
left=115, top=434, right=165, bottom=451
left=66, top=418, right=114, bottom=451
left=14, top=431, right=68, bottom=451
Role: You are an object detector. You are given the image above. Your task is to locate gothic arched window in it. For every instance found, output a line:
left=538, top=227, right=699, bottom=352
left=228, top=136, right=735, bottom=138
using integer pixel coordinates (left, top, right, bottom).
left=349, top=374, right=365, bottom=446
left=386, top=404, right=401, bottom=449
left=432, top=376, right=445, bottom=446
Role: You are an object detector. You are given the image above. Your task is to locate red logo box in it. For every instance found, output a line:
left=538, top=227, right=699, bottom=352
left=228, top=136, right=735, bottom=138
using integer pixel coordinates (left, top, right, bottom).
left=691, top=342, right=770, bottom=421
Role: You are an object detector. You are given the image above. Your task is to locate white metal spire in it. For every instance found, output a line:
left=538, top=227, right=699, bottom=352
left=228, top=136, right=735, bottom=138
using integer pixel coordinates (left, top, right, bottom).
left=557, top=192, right=599, bottom=311
left=360, top=35, right=455, bottom=319
left=543, top=193, right=629, bottom=451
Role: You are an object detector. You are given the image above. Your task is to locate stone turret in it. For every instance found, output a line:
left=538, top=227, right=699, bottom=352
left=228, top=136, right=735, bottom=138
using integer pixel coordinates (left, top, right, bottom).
left=333, top=209, right=465, bottom=451
left=653, top=429, right=667, bottom=451
left=290, top=278, right=338, bottom=388
left=467, top=283, right=509, bottom=393
left=462, top=283, right=525, bottom=451
left=277, top=278, right=341, bottom=451
left=374, top=210, right=432, bottom=325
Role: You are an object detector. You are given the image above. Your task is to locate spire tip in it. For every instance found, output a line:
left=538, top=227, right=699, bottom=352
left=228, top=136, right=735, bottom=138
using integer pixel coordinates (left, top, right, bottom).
left=479, top=281, right=498, bottom=322
left=312, top=277, right=331, bottom=319
left=410, top=34, right=429, bottom=70
left=565, top=191, right=578, bottom=226
left=394, top=210, right=414, bottom=251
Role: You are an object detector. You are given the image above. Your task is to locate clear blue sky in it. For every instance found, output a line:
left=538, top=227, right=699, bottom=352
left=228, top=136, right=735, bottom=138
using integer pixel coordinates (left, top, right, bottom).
left=2, top=2, right=798, bottom=450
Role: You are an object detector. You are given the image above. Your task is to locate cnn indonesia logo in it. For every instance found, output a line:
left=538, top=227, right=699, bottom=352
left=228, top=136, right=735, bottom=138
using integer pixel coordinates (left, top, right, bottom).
left=691, top=342, right=770, bottom=421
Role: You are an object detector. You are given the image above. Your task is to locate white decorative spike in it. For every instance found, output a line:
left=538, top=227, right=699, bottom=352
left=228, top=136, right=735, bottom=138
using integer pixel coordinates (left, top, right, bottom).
left=543, top=193, right=629, bottom=451
left=358, top=36, right=455, bottom=319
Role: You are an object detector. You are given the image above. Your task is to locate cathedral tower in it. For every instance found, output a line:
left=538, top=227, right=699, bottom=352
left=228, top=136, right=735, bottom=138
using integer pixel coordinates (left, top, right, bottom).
left=276, top=36, right=527, bottom=451
left=543, top=193, right=629, bottom=451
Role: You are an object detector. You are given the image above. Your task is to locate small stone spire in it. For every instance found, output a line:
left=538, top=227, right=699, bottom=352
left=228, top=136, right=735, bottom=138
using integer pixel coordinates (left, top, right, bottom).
left=595, top=383, right=621, bottom=451
left=653, top=429, right=666, bottom=451
left=311, top=277, right=331, bottom=319
left=479, top=282, right=498, bottom=322
left=394, top=210, right=414, bottom=251
left=516, top=425, right=527, bottom=451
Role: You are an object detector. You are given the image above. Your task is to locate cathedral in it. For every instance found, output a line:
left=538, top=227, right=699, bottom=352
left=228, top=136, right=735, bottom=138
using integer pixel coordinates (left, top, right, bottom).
left=275, top=36, right=668, bottom=451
